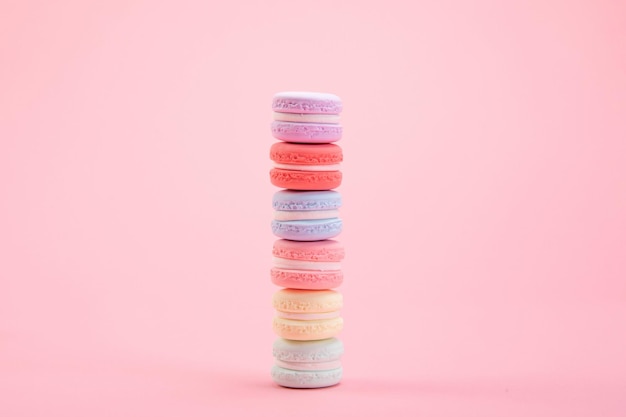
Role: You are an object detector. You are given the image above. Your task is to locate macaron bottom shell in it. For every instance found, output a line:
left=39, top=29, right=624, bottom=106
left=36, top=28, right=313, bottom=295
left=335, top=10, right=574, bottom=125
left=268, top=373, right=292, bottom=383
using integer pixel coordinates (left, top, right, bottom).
left=271, top=121, right=342, bottom=143
left=273, top=316, right=343, bottom=341
left=271, top=365, right=342, bottom=389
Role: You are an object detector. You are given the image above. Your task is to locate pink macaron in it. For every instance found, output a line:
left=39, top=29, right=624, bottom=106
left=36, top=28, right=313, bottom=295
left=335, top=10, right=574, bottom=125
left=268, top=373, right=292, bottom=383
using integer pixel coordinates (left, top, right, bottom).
left=271, top=239, right=344, bottom=290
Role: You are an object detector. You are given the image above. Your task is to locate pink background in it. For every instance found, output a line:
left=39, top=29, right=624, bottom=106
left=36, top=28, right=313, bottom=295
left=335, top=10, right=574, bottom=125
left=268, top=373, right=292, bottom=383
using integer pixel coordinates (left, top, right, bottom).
left=1, top=0, right=625, bottom=415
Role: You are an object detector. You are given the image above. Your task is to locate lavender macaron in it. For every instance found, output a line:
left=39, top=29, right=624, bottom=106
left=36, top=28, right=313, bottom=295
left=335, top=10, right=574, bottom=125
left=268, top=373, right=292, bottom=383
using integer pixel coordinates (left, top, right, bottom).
left=271, top=190, right=342, bottom=241
left=271, top=92, right=343, bottom=143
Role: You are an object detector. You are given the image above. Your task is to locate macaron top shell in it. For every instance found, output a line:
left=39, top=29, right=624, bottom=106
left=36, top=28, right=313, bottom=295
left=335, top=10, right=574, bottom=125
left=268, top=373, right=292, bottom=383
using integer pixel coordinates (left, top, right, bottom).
left=273, top=289, right=343, bottom=313
left=273, top=239, right=345, bottom=262
left=273, top=112, right=341, bottom=124
left=273, top=337, right=344, bottom=363
left=271, top=218, right=343, bottom=241
left=270, top=268, right=344, bottom=290
left=273, top=190, right=342, bottom=211
left=270, top=142, right=343, bottom=165
left=272, top=92, right=342, bottom=114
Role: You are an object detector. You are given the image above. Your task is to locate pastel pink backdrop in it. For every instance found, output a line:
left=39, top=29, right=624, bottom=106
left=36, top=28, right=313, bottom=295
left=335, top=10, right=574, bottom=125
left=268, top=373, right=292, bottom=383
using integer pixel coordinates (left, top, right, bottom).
left=1, top=0, right=625, bottom=416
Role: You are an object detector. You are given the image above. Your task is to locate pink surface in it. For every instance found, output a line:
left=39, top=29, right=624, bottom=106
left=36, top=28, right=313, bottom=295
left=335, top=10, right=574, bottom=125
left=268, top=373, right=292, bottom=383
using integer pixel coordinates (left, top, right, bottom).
left=1, top=0, right=625, bottom=416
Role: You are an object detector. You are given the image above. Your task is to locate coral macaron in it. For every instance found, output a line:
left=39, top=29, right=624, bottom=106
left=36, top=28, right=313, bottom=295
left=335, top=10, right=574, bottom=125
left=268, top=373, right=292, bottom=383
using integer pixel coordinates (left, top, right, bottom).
left=270, top=142, right=343, bottom=190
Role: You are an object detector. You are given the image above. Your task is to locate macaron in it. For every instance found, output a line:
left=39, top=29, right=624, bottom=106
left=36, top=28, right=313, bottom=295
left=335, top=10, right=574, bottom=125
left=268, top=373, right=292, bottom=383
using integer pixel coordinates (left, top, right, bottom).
left=271, top=239, right=344, bottom=290
left=272, top=289, right=343, bottom=341
left=271, top=91, right=343, bottom=143
left=271, top=190, right=343, bottom=241
left=271, top=337, right=344, bottom=388
left=270, top=142, right=343, bottom=190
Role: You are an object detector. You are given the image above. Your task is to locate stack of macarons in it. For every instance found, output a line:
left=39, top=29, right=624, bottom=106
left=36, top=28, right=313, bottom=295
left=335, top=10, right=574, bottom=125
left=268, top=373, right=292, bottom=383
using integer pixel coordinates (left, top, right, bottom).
left=269, top=92, right=345, bottom=389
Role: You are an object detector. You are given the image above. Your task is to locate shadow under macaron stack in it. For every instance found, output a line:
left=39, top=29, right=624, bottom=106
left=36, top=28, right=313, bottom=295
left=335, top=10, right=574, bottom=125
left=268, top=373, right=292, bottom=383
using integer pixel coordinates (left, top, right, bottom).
left=269, top=92, right=345, bottom=389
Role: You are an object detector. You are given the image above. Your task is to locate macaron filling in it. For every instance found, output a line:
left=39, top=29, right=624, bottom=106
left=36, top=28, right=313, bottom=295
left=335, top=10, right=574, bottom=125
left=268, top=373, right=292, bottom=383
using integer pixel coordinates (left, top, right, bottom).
left=272, top=257, right=341, bottom=271
left=273, top=112, right=341, bottom=124
left=276, top=310, right=341, bottom=321
left=273, top=163, right=341, bottom=171
left=274, top=359, right=342, bottom=372
left=274, top=209, right=340, bottom=221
